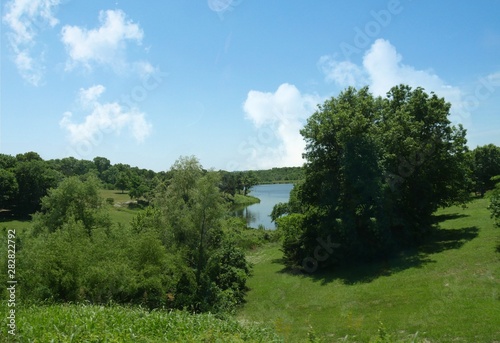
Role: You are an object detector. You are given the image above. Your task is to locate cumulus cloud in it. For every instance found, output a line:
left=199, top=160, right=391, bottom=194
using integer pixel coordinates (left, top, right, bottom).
left=60, top=85, right=152, bottom=145
left=318, top=56, right=367, bottom=88
left=61, top=9, right=145, bottom=73
left=319, top=39, right=469, bottom=124
left=2, top=0, right=61, bottom=85
left=242, top=83, right=321, bottom=169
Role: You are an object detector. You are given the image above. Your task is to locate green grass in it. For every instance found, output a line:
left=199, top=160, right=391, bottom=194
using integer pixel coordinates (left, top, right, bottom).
left=233, top=193, right=261, bottom=205
left=98, top=189, right=142, bottom=228
left=0, top=304, right=282, bottom=342
left=237, top=197, right=500, bottom=342
left=0, top=218, right=31, bottom=232
left=98, top=189, right=132, bottom=203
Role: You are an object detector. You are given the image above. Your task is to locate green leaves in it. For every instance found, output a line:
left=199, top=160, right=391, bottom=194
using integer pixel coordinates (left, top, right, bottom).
left=282, top=85, right=472, bottom=270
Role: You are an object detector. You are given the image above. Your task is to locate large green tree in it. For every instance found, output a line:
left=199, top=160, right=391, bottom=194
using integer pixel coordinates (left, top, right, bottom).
left=32, top=176, right=111, bottom=235
left=488, top=176, right=500, bottom=228
left=14, top=160, right=62, bottom=215
left=277, top=85, right=471, bottom=270
left=0, top=169, right=18, bottom=209
left=154, top=156, right=251, bottom=312
left=471, top=144, right=500, bottom=196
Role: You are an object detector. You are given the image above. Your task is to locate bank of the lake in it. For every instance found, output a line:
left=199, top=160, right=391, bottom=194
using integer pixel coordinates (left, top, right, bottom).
left=233, top=183, right=294, bottom=229
left=231, top=193, right=261, bottom=206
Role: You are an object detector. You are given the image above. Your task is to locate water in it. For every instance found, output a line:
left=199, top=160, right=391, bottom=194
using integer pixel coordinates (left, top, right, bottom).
left=233, top=183, right=294, bottom=229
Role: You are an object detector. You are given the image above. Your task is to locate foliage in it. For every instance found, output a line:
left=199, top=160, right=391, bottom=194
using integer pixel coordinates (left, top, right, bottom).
left=275, top=213, right=306, bottom=266
left=155, top=156, right=252, bottom=312
left=278, top=85, right=472, bottom=270
left=31, top=176, right=111, bottom=235
left=0, top=168, right=18, bottom=209
left=244, top=166, right=304, bottom=184
left=488, top=175, right=500, bottom=227
left=470, top=144, right=500, bottom=196
left=14, top=159, right=62, bottom=215
left=15, top=155, right=252, bottom=314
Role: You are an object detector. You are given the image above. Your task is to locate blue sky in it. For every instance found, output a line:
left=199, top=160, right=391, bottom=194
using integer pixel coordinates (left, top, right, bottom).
left=1, top=0, right=499, bottom=171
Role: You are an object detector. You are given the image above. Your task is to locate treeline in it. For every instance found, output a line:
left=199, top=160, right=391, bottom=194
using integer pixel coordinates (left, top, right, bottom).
left=1, top=156, right=280, bottom=313
left=272, top=85, right=500, bottom=272
left=0, top=152, right=300, bottom=217
left=249, top=166, right=304, bottom=184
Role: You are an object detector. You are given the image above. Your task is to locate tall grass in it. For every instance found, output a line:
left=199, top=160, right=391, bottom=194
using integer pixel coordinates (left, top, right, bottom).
left=0, top=304, right=282, bottom=342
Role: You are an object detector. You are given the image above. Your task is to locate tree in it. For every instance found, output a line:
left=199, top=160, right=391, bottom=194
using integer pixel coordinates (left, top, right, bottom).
left=378, top=85, right=471, bottom=238
left=471, top=144, right=500, bottom=196
left=155, top=156, right=251, bottom=312
left=93, top=156, right=111, bottom=176
left=488, top=176, right=500, bottom=228
left=14, top=160, right=62, bottom=215
left=218, top=170, right=237, bottom=196
left=235, top=171, right=258, bottom=195
left=0, top=169, right=18, bottom=209
left=115, top=172, right=130, bottom=193
left=279, top=85, right=471, bottom=270
left=0, top=154, right=17, bottom=170
left=16, top=151, right=43, bottom=162
left=32, top=176, right=111, bottom=235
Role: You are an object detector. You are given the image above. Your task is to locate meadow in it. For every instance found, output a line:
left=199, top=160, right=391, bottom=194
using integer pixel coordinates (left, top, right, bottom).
left=237, top=197, right=500, bottom=342
left=1, top=194, right=499, bottom=342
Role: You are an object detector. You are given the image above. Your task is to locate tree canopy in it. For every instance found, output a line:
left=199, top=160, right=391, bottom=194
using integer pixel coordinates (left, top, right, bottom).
left=275, top=85, right=472, bottom=271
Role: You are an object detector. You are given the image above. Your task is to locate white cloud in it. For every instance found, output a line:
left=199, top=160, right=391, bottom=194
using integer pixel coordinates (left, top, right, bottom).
left=61, top=9, right=144, bottom=72
left=60, top=85, right=152, bottom=145
left=242, top=83, right=321, bottom=169
left=2, top=0, right=61, bottom=85
left=319, top=39, right=468, bottom=125
left=318, top=55, right=367, bottom=87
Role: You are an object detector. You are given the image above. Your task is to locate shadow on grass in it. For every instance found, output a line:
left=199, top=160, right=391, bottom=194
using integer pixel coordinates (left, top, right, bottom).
left=0, top=209, right=32, bottom=222
left=431, top=213, right=469, bottom=224
left=274, top=217, right=479, bottom=285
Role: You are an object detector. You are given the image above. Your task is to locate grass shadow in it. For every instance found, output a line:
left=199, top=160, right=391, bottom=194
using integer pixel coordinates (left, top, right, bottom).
left=0, top=208, right=32, bottom=222
left=431, top=213, right=469, bottom=224
left=275, top=214, right=479, bottom=285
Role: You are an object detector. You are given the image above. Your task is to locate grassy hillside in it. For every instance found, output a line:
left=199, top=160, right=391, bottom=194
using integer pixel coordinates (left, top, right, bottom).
left=237, top=197, right=500, bottom=342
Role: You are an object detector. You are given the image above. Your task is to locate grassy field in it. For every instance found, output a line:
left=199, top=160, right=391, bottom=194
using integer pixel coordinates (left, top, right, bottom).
left=237, top=197, right=500, bottom=342
left=98, top=189, right=143, bottom=227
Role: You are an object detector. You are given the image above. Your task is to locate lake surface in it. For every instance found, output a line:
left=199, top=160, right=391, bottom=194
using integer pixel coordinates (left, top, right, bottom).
left=233, top=183, right=294, bottom=229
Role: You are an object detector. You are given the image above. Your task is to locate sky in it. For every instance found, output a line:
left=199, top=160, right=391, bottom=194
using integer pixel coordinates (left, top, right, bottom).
left=1, top=0, right=499, bottom=172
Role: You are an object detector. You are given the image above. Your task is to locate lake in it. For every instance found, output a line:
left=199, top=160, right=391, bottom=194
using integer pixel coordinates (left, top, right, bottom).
left=233, top=183, right=294, bottom=229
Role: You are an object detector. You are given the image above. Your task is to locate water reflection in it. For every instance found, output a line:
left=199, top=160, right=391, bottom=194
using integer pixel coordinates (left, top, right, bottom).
left=232, top=183, right=293, bottom=229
